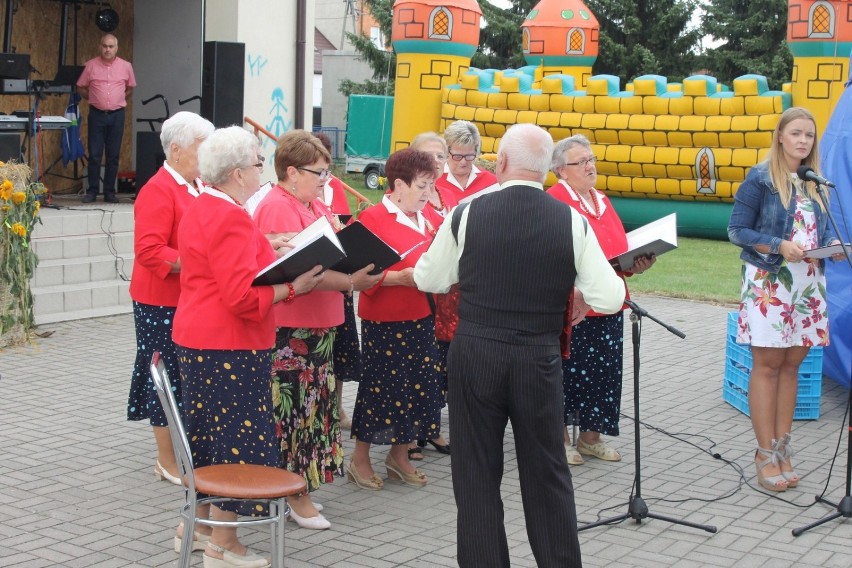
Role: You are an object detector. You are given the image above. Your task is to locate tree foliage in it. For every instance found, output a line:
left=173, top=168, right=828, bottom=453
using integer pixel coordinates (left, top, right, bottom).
left=339, top=0, right=395, bottom=97
left=701, top=0, right=792, bottom=89
left=338, top=0, right=793, bottom=97
left=473, top=0, right=538, bottom=69
left=585, top=0, right=703, bottom=86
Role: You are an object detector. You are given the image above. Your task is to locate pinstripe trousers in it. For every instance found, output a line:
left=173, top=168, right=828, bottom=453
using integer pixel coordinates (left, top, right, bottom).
left=448, top=333, right=582, bottom=568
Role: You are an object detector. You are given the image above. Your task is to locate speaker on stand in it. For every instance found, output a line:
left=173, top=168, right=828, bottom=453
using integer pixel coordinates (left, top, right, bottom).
left=201, top=42, right=245, bottom=127
left=135, top=131, right=165, bottom=194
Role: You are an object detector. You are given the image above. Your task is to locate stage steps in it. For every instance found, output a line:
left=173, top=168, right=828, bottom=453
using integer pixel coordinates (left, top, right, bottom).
left=30, top=198, right=135, bottom=325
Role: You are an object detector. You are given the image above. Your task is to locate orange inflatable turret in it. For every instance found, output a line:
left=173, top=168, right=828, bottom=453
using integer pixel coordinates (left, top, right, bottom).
left=521, top=0, right=599, bottom=89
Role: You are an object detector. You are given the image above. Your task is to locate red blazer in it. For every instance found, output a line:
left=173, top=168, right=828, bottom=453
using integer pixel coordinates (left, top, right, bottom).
left=547, top=181, right=630, bottom=315
left=253, top=185, right=343, bottom=328
left=129, top=167, right=195, bottom=306
left=436, top=168, right=499, bottom=204
left=357, top=201, right=436, bottom=322
left=173, top=191, right=277, bottom=350
left=324, top=175, right=352, bottom=216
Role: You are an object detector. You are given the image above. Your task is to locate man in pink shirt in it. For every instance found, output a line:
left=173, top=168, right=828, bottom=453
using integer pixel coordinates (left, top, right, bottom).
left=77, top=34, right=136, bottom=203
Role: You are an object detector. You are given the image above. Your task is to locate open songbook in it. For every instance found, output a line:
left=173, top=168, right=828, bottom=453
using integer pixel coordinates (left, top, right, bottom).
left=253, top=217, right=422, bottom=285
left=609, top=212, right=678, bottom=272
left=253, top=216, right=345, bottom=286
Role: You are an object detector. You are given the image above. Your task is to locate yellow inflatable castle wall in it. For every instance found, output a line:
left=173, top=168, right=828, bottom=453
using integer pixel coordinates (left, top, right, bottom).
left=388, top=0, right=850, bottom=235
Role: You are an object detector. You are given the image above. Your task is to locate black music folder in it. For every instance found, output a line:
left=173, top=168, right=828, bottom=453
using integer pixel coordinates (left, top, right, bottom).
left=252, top=216, right=345, bottom=286
left=331, top=221, right=402, bottom=275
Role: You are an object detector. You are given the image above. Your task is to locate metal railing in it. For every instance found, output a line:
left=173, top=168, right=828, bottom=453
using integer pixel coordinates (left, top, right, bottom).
left=243, top=117, right=370, bottom=208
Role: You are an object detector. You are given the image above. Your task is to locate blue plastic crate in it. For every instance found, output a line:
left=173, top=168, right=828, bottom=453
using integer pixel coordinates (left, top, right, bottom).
left=723, top=361, right=821, bottom=420
left=724, top=312, right=823, bottom=420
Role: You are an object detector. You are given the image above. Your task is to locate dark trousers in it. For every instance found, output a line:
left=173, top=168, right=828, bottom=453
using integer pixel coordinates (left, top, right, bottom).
left=448, top=334, right=582, bottom=568
left=87, top=107, right=125, bottom=196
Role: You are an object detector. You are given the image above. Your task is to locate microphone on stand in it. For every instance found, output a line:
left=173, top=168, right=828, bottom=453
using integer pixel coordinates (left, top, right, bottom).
left=797, top=165, right=836, bottom=188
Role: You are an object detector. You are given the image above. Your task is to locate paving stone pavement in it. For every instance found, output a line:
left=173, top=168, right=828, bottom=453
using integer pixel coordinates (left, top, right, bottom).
left=2, top=295, right=851, bottom=567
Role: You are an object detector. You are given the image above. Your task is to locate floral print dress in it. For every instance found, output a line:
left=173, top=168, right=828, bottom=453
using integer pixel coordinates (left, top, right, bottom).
left=272, top=327, right=344, bottom=492
left=737, top=192, right=830, bottom=348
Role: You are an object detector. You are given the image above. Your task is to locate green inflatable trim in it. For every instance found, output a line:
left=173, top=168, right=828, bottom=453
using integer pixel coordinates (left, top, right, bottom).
left=609, top=197, right=732, bottom=241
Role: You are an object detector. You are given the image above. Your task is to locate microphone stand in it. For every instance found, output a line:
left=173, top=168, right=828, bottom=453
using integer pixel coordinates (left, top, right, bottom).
left=579, top=299, right=717, bottom=533
left=793, top=182, right=852, bottom=536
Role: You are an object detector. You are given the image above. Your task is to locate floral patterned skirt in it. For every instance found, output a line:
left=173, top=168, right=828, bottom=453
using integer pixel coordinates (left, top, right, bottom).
left=272, top=327, right=343, bottom=492
left=737, top=260, right=829, bottom=348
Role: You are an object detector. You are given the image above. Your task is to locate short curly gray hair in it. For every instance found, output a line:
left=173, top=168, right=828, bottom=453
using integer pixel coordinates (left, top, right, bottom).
left=160, top=112, right=215, bottom=159
left=198, top=126, right=260, bottom=187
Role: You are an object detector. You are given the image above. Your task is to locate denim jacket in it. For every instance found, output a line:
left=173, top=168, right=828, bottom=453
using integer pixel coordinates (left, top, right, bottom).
left=728, top=163, right=837, bottom=273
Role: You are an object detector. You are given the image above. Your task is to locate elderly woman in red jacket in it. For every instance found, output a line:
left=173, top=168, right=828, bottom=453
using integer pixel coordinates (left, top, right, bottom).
left=173, top=126, right=322, bottom=566
left=347, top=149, right=445, bottom=490
left=127, top=111, right=213, bottom=485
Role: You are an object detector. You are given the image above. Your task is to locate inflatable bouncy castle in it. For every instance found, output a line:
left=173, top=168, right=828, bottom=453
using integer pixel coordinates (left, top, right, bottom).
left=388, top=0, right=850, bottom=238
left=385, top=0, right=851, bottom=385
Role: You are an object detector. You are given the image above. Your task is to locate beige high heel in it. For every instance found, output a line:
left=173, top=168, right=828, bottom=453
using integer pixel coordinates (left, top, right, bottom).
left=345, top=460, right=384, bottom=490
left=203, top=542, right=269, bottom=568
left=755, top=445, right=788, bottom=492
left=777, top=434, right=800, bottom=488
left=385, top=454, right=427, bottom=487
left=154, top=461, right=182, bottom=486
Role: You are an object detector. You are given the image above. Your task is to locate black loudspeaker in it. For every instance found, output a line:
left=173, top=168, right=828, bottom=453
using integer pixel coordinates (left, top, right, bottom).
left=201, top=41, right=245, bottom=127
left=135, top=131, right=165, bottom=193
left=0, top=132, right=22, bottom=162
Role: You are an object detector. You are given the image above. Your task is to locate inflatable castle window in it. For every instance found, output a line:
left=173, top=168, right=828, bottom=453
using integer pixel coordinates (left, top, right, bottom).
left=809, top=1, right=834, bottom=38
left=429, top=7, right=452, bottom=40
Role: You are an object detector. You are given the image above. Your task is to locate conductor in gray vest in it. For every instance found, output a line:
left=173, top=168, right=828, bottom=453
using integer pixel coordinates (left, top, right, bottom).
left=414, top=123, right=625, bottom=567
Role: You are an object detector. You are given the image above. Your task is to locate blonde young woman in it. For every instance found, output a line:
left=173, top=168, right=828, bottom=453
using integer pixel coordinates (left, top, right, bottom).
left=728, top=107, right=844, bottom=492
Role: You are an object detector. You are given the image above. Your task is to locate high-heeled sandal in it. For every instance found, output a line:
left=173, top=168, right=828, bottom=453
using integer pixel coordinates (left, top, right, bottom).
left=345, top=460, right=384, bottom=491
left=777, top=434, right=800, bottom=488
left=174, top=523, right=211, bottom=553
left=755, top=445, right=788, bottom=492
left=203, top=542, right=269, bottom=568
left=154, top=461, right=182, bottom=486
left=385, top=454, right=428, bottom=487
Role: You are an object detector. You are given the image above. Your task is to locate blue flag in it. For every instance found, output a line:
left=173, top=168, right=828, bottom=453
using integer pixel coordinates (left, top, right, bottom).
left=61, top=93, right=86, bottom=166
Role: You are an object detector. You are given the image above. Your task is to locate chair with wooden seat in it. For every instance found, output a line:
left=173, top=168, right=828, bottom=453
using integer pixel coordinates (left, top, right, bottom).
left=150, top=352, right=306, bottom=568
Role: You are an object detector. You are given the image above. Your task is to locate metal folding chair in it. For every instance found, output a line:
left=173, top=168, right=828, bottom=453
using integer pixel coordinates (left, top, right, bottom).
left=150, top=352, right=306, bottom=568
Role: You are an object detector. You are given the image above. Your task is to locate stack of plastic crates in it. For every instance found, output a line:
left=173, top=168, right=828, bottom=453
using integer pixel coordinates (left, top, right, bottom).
left=723, top=312, right=823, bottom=420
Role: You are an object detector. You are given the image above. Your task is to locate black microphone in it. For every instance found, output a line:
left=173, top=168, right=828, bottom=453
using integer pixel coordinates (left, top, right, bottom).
left=797, top=165, right=836, bottom=188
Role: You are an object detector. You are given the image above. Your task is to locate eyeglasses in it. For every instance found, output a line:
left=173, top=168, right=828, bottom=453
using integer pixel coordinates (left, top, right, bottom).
left=298, top=166, right=331, bottom=181
left=449, top=152, right=476, bottom=162
left=249, top=155, right=264, bottom=172
left=562, top=156, right=597, bottom=168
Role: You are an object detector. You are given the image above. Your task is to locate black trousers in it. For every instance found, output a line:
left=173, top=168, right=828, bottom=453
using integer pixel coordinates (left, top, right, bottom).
left=448, top=333, right=582, bottom=568
left=87, top=106, right=125, bottom=195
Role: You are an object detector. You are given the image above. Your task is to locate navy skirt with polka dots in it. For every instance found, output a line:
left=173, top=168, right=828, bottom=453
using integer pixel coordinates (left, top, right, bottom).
left=352, top=317, right=443, bottom=445
left=562, top=312, right=624, bottom=437
left=333, top=293, right=362, bottom=382
left=128, top=302, right=179, bottom=427
left=176, top=346, right=279, bottom=470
